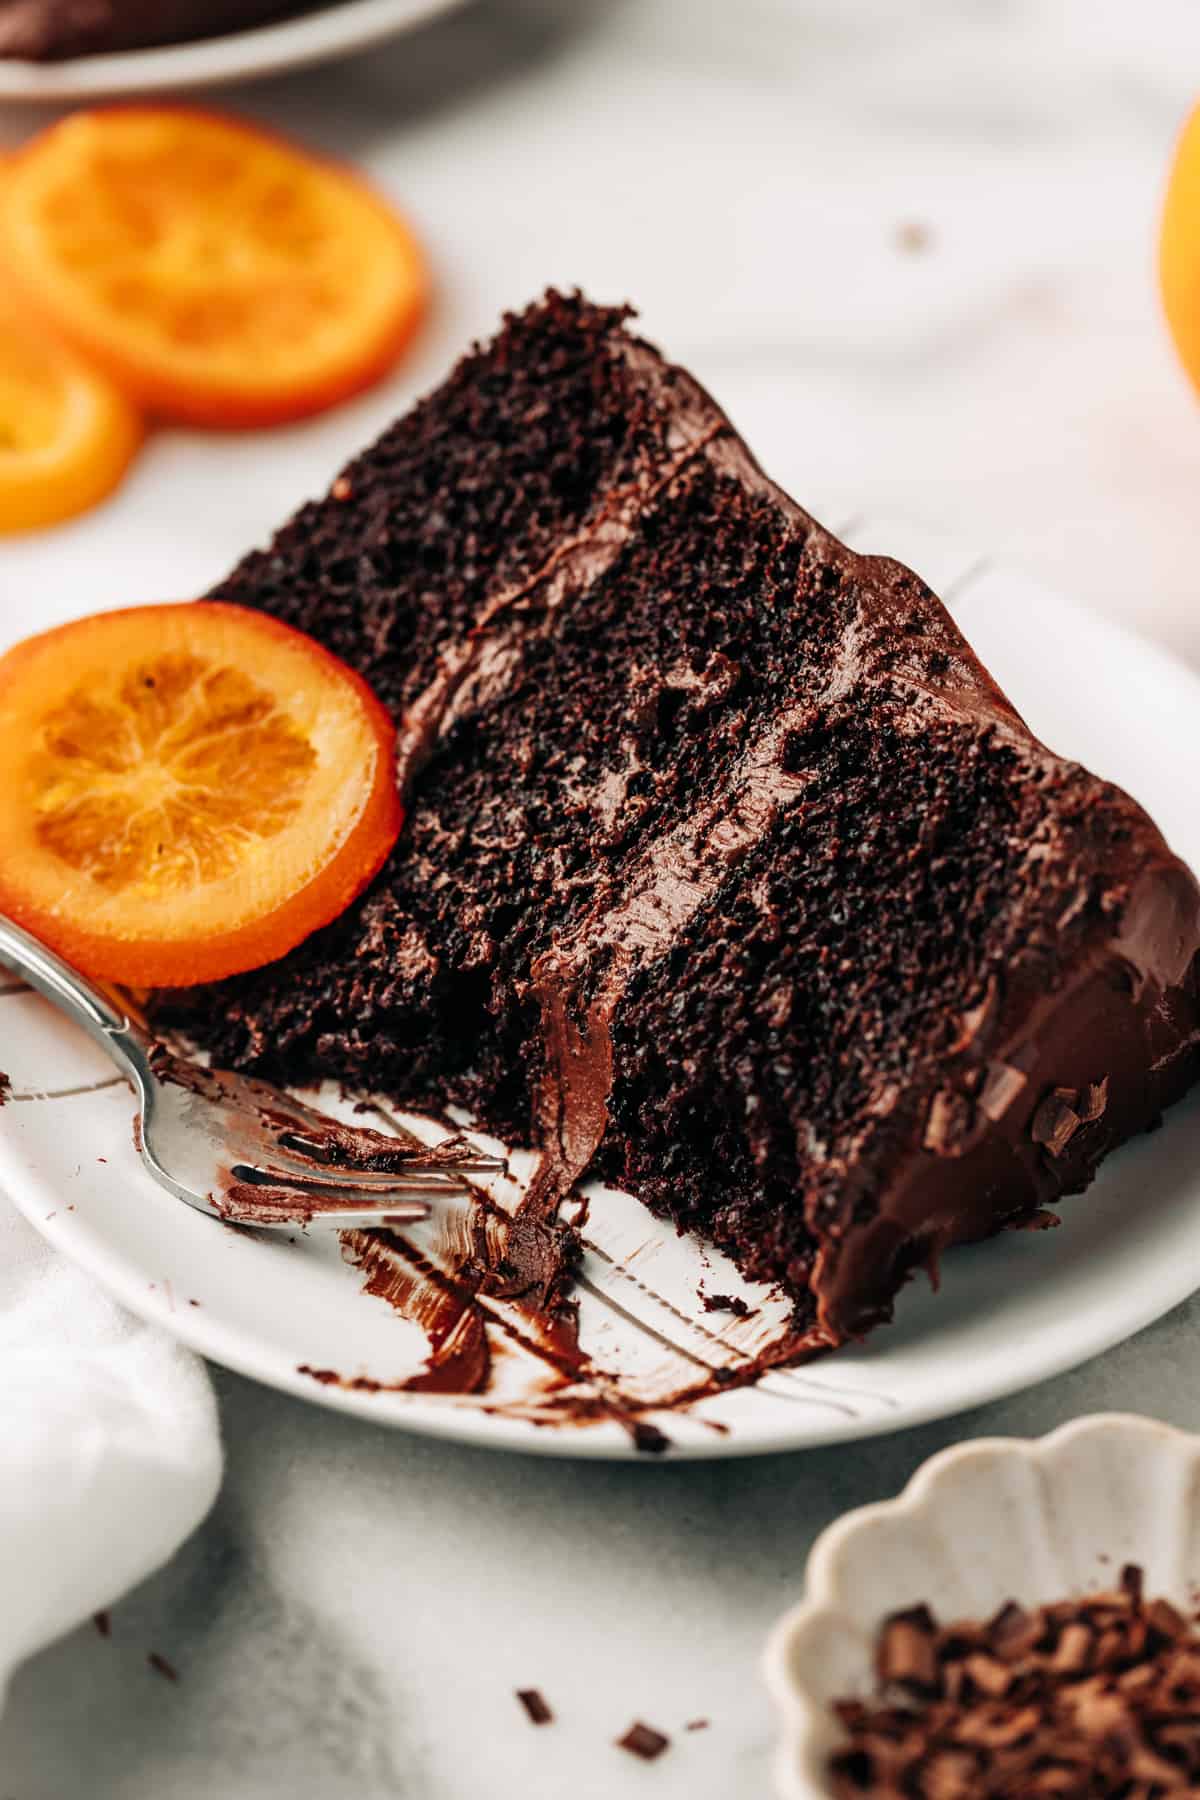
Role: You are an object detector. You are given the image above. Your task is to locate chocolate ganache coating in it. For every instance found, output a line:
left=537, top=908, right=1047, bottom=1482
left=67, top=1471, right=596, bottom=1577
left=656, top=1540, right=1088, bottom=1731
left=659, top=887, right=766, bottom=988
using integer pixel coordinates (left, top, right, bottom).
left=157, top=291, right=1200, bottom=1355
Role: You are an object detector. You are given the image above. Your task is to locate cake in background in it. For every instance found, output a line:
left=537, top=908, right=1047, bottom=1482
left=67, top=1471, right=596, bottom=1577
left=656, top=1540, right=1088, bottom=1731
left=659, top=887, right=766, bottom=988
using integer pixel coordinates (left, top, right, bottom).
left=0, top=0, right=323, bottom=58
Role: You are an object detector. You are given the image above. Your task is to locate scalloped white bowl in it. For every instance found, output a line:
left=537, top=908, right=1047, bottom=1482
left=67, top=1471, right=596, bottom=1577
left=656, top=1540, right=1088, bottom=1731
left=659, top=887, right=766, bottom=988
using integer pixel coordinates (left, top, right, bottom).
left=765, top=1414, right=1200, bottom=1799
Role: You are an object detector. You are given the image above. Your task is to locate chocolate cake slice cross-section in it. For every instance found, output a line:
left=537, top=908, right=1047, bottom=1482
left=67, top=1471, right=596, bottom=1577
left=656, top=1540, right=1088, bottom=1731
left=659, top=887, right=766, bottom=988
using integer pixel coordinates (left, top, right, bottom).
left=161, top=291, right=1200, bottom=1354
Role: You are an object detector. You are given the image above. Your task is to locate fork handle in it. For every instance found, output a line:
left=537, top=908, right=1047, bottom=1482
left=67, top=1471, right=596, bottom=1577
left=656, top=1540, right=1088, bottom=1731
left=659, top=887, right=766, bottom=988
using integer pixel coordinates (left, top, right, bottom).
left=0, top=914, right=138, bottom=1073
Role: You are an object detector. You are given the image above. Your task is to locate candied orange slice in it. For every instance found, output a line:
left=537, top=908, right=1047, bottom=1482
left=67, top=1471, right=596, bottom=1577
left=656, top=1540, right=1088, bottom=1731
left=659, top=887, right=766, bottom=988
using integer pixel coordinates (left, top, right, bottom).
left=0, top=603, right=402, bottom=985
left=0, top=290, right=141, bottom=532
left=1162, top=103, right=1200, bottom=397
left=0, top=107, right=427, bottom=429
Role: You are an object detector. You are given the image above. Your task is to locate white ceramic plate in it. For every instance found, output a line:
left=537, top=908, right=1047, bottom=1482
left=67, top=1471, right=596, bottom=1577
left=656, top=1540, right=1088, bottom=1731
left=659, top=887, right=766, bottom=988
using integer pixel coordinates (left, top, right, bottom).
left=4, top=524, right=1200, bottom=1459
left=0, top=0, right=464, bottom=102
left=765, top=1412, right=1200, bottom=1799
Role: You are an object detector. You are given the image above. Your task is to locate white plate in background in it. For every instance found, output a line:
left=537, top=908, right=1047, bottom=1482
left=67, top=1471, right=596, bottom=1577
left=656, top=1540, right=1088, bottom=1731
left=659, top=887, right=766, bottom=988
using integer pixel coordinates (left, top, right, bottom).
left=0, top=0, right=464, bottom=102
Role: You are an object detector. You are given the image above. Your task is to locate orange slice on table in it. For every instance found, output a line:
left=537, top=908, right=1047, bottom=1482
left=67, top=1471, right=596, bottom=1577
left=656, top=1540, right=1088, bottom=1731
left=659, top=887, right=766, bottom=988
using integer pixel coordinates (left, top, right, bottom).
left=0, top=603, right=402, bottom=986
left=1162, top=102, right=1200, bottom=396
left=0, top=291, right=142, bottom=532
left=0, top=107, right=428, bottom=429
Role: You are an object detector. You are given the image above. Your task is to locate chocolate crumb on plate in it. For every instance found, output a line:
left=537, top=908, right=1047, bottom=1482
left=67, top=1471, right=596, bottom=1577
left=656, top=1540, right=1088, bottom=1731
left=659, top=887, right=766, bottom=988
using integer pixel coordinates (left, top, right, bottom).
left=93, top=1610, right=111, bottom=1638
left=700, top=1293, right=753, bottom=1318
left=516, top=1688, right=553, bottom=1725
left=830, top=1566, right=1200, bottom=1798
left=684, top=1718, right=710, bottom=1731
left=617, top=1721, right=671, bottom=1761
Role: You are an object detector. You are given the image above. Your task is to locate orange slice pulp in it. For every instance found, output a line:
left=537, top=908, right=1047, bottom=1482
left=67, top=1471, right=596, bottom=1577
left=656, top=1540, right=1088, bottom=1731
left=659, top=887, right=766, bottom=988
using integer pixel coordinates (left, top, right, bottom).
left=0, top=291, right=142, bottom=532
left=0, top=603, right=402, bottom=985
left=0, top=107, right=428, bottom=429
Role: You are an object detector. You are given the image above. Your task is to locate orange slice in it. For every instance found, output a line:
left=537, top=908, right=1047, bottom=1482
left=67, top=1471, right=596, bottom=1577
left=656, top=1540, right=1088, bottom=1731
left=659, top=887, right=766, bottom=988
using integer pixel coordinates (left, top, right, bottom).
left=1162, top=102, right=1200, bottom=397
left=0, top=603, right=402, bottom=986
left=0, top=107, right=428, bottom=429
left=0, top=290, right=142, bottom=532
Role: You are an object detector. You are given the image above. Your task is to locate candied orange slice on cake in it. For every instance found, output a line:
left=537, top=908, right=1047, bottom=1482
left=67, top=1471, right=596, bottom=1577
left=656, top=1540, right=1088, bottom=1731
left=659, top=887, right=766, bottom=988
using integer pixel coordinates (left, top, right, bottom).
left=0, top=107, right=427, bottom=429
left=0, top=603, right=402, bottom=985
left=0, top=291, right=142, bottom=533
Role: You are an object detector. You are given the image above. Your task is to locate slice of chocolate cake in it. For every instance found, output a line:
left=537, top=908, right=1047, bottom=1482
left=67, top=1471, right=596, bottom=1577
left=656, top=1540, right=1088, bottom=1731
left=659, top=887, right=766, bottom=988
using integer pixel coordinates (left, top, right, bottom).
left=162, top=291, right=1200, bottom=1353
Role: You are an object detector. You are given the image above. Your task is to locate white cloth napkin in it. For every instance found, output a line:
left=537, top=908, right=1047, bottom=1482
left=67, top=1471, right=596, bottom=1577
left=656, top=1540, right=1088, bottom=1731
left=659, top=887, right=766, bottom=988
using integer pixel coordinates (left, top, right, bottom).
left=0, top=1197, right=222, bottom=1708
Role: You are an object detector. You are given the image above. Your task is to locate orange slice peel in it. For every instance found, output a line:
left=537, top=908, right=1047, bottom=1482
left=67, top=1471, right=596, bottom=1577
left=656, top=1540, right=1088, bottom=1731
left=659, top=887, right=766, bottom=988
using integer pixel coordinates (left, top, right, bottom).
left=0, top=106, right=428, bottom=429
left=0, top=291, right=142, bottom=532
left=0, top=602, right=402, bottom=986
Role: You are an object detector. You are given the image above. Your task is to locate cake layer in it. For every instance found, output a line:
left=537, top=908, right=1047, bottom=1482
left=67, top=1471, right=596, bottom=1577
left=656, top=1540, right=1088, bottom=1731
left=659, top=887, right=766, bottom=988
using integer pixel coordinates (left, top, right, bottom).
left=162, top=292, right=1200, bottom=1352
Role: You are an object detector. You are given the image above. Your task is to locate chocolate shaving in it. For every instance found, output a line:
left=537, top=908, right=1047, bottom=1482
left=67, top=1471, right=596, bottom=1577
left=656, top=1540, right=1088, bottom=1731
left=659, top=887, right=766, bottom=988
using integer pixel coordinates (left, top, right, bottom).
left=830, top=1568, right=1200, bottom=1798
left=617, top=1721, right=670, bottom=1761
left=1080, top=1077, right=1109, bottom=1124
left=1031, top=1086, right=1082, bottom=1157
left=978, top=1060, right=1028, bottom=1122
left=516, top=1687, right=553, bottom=1725
left=877, top=1606, right=939, bottom=1693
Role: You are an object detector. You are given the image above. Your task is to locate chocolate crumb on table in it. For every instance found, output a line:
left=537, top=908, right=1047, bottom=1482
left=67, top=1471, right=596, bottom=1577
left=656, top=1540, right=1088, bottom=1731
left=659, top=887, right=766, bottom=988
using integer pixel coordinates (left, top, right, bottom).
left=147, top=1652, right=178, bottom=1682
left=617, top=1721, right=671, bottom=1761
left=830, top=1566, right=1200, bottom=1798
left=516, top=1688, right=553, bottom=1725
left=92, top=1610, right=111, bottom=1638
left=895, top=220, right=933, bottom=253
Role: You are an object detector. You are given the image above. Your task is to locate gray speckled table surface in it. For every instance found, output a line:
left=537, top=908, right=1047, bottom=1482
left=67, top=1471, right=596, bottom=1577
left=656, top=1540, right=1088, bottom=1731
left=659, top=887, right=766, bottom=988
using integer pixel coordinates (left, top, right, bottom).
left=3, top=1, right=1200, bottom=1793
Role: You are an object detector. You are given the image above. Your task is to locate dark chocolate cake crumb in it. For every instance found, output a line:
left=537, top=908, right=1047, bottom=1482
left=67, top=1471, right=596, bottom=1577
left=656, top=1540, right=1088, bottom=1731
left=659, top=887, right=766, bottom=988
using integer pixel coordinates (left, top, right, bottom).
left=617, top=1721, right=670, bottom=1761
left=516, top=1688, right=553, bottom=1725
left=684, top=1718, right=710, bottom=1732
left=830, top=1569, right=1200, bottom=1798
left=631, top=1419, right=672, bottom=1456
left=0, top=1070, right=10, bottom=1105
left=700, top=1293, right=753, bottom=1318
left=93, top=1610, right=111, bottom=1638
left=147, top=1652, right=178, bottom=1682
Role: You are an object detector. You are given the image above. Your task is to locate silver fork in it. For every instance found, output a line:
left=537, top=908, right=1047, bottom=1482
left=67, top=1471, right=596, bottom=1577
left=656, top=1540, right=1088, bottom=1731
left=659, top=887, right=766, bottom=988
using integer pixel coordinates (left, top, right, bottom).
left=0, top=914, right=502, bottom=1230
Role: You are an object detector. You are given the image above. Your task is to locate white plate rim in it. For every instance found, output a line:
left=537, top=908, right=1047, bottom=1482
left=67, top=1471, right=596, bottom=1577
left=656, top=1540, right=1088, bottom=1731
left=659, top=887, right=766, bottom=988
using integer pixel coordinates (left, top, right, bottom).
left=0, top=0, right=465, bottom=102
